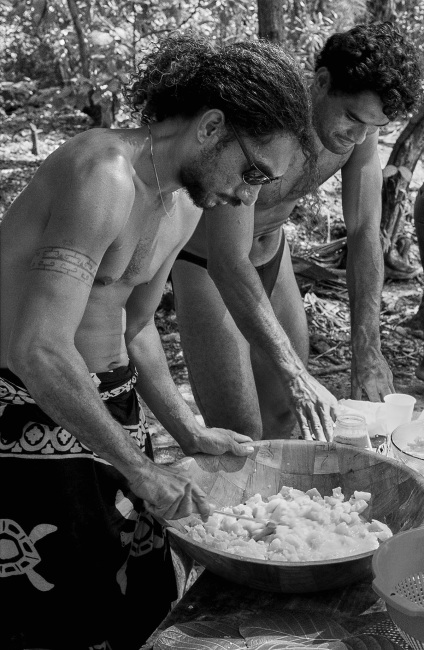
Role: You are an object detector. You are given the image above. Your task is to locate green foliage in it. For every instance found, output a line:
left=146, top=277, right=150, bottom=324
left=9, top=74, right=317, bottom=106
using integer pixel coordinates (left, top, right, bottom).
left=396, top=0, right=424, bottom=70
left=0, top=0, right=421, bottom=125
left=0, top=0, right=259, bottom=122
left=259, top=0, right=367, bottom=72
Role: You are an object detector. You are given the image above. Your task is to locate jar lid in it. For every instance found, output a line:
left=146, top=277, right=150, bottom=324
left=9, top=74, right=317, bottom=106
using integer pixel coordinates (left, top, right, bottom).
left=335, top=413, right=366, bottom=426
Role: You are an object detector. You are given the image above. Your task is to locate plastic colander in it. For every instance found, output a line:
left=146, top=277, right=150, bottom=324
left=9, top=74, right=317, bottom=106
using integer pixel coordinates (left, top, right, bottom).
left=372, top=528, right=424, bottom=649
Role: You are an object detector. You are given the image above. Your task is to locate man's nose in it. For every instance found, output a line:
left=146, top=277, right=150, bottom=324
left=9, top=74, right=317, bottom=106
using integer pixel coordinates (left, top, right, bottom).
left=236, top=183, right=261, bottom=206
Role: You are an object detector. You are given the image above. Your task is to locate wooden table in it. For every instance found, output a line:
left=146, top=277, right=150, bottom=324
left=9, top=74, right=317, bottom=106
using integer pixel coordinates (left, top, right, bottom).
left=142, top=565, right=408, bottom=649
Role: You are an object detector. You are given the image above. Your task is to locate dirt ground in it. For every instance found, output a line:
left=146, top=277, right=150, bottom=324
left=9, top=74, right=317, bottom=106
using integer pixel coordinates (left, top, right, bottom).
left=149, top=279, right=424, bottom=465
left=2, top=106, right=424, bottom=462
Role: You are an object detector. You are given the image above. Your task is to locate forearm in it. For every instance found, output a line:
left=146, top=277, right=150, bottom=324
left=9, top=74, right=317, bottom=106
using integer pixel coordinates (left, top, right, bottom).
left=8, top=345, right=153, bottom=483
left=127, top=323, right=203, bottom=444
left=346, top=230, right=384, bottom=354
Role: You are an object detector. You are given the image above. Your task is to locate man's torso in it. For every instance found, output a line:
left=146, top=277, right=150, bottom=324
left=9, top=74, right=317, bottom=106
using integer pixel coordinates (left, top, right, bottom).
left=185, top=145, right=352, bottom=266
left=0, top=128, right=201, bottom=372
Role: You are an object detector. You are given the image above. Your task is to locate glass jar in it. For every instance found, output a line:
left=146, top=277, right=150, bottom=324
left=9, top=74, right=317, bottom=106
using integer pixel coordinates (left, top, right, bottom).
left=333, top=414, right=372, bottom=449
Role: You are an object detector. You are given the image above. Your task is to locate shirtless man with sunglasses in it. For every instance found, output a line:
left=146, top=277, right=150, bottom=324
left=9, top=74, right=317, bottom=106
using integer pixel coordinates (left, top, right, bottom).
left=0, top=34, right=320, bottom=650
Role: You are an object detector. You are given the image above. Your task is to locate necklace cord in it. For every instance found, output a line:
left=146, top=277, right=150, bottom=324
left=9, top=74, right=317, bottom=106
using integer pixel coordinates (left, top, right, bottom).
left=148, top=124, right=172, bottom=219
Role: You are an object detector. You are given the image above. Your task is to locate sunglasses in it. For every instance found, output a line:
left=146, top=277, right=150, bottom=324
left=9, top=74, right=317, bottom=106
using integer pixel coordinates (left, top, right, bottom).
left=229, top=123, right=280, bottom=185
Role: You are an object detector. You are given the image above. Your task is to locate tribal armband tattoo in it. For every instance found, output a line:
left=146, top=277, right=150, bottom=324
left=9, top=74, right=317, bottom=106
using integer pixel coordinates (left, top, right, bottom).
left=30, top=247, right=98, bottom=287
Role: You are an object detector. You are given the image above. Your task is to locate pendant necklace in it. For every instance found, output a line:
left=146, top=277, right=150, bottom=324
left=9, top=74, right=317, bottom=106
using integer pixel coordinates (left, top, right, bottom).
left=147, top=124, right=173, bottom=219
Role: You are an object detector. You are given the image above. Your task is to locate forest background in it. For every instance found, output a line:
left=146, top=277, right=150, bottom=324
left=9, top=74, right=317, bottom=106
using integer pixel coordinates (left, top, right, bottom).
left=2, top=0, right=424, bottom=452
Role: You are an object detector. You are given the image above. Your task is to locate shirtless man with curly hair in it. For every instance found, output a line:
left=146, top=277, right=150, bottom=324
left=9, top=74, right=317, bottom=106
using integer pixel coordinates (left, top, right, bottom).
left=172, top=22, right=422, bottom=442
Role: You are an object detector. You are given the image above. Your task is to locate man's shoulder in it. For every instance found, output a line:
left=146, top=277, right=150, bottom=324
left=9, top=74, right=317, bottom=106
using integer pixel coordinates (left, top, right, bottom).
left=43, top=128, right=137, bottom=192
left=56, top=129, right=132, bottom=169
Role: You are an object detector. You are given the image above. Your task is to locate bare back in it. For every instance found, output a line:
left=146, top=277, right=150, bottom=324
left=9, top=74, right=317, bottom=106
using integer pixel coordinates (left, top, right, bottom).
left=0, top=127, right=201, bottom=372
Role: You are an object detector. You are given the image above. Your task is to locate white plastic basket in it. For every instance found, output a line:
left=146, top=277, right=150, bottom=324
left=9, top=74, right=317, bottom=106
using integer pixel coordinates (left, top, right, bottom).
left=372, top=528, right=424, bottom=649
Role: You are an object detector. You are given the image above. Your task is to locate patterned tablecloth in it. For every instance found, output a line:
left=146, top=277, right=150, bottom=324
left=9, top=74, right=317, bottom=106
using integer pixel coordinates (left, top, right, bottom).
left=142, top=568, right=409, bottom=650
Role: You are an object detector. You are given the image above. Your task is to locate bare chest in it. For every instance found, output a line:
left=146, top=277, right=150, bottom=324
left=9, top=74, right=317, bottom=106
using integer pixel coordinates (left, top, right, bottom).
left=94, top=190, right=200, bottom=287
left=94, top=221, right=172, bottom=287
left=256, top=149, right=350, bottom=211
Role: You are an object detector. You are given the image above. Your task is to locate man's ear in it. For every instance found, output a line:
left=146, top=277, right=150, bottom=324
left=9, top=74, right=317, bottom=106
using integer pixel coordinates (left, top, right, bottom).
left=313, top=67, right=331, bottom=94
left=196, top=109, right=226, bottom=144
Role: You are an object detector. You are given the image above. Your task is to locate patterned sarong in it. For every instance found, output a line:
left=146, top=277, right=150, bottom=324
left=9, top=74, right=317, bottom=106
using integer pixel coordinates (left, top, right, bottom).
left=0, top=364, right=177, bottom=650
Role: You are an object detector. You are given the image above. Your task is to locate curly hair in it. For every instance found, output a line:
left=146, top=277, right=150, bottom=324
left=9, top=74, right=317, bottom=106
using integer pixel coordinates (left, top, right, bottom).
left=315, top=22, right=422, bottom=120
left=123, top=32, right=318, bottom=186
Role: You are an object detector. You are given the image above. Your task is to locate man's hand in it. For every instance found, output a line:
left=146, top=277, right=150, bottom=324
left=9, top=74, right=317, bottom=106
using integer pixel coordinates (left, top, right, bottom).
left=288, top=371, right=339, bottom=441
left=179, top=427, right=255, bottom=457
left=128, top=461, right=213, bottom=521
left=351, top=348, right=394, bottom=401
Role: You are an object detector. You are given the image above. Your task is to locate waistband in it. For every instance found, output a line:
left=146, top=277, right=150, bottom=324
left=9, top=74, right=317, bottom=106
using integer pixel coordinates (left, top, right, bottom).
left=0, top=363, right=138, bottom=403
left=175, top=228, right=285, bottom=272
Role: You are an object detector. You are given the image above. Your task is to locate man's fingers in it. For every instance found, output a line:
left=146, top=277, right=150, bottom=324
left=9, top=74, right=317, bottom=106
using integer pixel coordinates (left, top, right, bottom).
left=144, top=500, right=155, bottom=514
left=143, top=500, right=180, bottom=521
left=297, top=412, right=314, bottom=440
left=377, top=378, right=395, bottom=401
left=365, top=386, right=380, bottom=402
left=331, top=403, right=341, bottom=421
left=303, top=406, right=329, bottom=441
left=232, top=442, right=255, bottom=456
left=192, top=488, right=213, bottom=521
left=310, top=419, right=326, bottom=441
left=296, top=404, right=335, bottom=442
left=229, top=432, right=255, bottom=457
left=232, top=432, right=254, bottom=444
left=319, top=411, right=335, bottom=441
left=351, top=384, right=363, bottom=400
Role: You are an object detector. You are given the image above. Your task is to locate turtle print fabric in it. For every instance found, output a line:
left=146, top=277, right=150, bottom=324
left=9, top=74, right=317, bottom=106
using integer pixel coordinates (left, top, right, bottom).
left=0, top=364, right=177, bottom=650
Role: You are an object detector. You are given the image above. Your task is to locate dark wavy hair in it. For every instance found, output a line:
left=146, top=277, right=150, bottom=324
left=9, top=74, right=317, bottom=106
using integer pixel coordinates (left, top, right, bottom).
left=124, top=32, right=318, bottom=187
left=315, top=22, right=422, bottom=120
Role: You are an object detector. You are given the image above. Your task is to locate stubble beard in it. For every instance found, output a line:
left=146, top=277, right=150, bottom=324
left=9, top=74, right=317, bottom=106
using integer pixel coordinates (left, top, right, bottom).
left=180, top=150, right=214, bottom=209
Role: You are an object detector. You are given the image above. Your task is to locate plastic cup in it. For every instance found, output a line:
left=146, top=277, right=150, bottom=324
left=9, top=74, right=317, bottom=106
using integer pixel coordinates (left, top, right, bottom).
left=384, top=393, right=416, bottom=434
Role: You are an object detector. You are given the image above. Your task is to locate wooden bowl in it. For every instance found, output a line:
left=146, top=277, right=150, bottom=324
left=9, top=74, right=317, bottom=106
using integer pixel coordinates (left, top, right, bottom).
left=162, top=440, right=424, bottom=593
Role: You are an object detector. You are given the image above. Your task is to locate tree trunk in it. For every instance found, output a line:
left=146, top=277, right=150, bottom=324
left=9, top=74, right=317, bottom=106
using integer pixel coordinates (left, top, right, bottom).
left=257, top=0, right=286, bottom=42
left=66, top=0, right=90, bottom=79
left=66, top=0, right=113, bottom=127
left=381, top=104, right=424, bottom=279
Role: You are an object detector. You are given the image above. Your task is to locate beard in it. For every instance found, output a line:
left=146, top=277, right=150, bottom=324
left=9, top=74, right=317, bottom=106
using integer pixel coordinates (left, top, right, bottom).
left=180, top=145, right=221, bottom=209
left=180, top=166, right=210, bottom=209
left=181, top=164, right=242, bottom=209
left=180, top=145, right=242, bottom=209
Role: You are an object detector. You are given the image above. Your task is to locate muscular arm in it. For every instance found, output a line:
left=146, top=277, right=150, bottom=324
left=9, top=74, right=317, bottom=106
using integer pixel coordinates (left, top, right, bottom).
left=204, top=204, right=338, bottom=440
left=341, top=131, right=394, bottom=400
left=125, top=263, right=255, bottom=456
